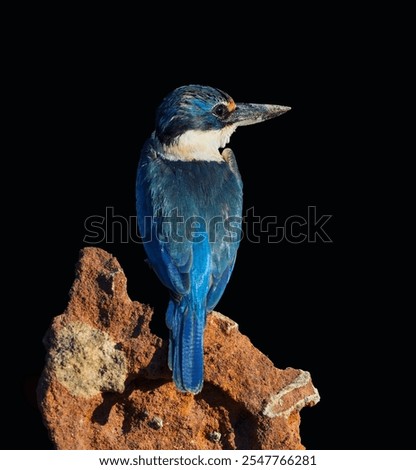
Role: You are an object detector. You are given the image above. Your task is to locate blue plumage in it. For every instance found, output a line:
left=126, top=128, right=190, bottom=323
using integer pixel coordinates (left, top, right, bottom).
left=136, top=85, right=290, bottom=393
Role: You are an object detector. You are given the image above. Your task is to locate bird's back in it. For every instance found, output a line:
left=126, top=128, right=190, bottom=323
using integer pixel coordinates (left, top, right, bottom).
left=137, top=139, right=243, bottom=297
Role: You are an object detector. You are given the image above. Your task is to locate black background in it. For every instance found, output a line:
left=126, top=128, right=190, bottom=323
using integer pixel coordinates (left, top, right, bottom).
left=6, top=6, right=412, bottom=451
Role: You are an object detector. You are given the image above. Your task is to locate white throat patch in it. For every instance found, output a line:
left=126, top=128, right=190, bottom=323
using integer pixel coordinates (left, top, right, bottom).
left=161, top=126, right=237, bottom=162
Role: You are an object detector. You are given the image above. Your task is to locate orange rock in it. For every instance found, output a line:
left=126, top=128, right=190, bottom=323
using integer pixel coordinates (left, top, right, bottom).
left=37, top=247, right=319, bottom=449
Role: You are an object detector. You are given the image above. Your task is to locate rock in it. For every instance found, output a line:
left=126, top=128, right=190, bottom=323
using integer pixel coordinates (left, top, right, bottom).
left=37, top=247, right=320, bottom=450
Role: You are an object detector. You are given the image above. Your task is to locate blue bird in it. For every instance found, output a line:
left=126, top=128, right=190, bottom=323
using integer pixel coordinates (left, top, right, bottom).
left=136, top=85, right=290, bottom=394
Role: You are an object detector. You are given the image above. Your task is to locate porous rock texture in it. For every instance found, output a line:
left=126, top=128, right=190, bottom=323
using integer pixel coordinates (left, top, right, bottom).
left=37, top=247, right=320, bottom=449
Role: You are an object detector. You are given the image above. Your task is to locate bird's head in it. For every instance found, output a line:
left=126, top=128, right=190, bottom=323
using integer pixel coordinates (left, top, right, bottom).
left=154, top=85, right=290, bottom=162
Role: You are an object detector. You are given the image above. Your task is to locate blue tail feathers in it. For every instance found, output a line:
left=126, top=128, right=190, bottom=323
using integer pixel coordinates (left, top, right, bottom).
left=166, top=298, right=206, bottom=394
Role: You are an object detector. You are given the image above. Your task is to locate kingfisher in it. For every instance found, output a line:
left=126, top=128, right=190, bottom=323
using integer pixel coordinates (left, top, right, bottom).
left=136, top=85, right=290, bottom=394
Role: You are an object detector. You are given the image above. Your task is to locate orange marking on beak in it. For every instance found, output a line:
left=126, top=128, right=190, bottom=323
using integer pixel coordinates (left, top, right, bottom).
left=227, top=99, right=236, bottom=112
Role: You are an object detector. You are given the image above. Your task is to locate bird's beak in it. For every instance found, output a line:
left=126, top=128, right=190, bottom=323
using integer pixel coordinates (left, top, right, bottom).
left=230, top=103, right=291, bottom=127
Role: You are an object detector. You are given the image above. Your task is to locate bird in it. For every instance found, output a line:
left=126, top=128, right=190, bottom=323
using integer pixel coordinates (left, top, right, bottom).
left=136, top=85, right=290, bottom=394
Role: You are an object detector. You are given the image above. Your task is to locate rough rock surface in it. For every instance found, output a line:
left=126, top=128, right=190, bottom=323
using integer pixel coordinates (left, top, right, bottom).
left=37, top=247, right=320, bottom=449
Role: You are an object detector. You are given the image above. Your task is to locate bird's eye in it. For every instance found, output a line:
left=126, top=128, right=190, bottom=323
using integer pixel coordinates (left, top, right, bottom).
left=212, top=103, right=229, bottom=119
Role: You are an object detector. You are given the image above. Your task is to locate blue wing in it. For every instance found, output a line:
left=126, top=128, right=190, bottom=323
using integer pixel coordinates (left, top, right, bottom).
left=136, top=139, right=243, bottom=392
left=136, top=139, right=242, bottom=301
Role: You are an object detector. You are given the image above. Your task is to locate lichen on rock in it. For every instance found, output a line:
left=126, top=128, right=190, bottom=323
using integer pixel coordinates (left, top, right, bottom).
left=48, top=321, right=127, bottom=397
